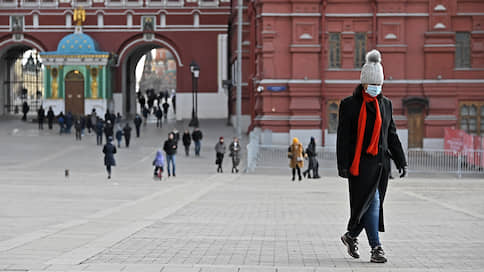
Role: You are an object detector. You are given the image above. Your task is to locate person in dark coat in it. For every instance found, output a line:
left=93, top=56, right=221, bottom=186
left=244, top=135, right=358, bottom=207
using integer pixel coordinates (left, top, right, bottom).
left=104, top=120, right=114, bottom=143
left=155, top=106, right=163, bottom=128
left=139, top=93, right=146, bottom=111
left=303, top=137, right=320, bottom=179
left=163, top=133, right=178, bottom=177
left=172, top=93, right=176, bottom=114
left=192, top=128, right=203, bottom=156
left=21, top=101, right=29, bottom=121
left=142, top=106, right=149, bottom=126
left=337, top=50, right=407, bottom=264
left=65, top=112, right=73, bottom=134
left=182, top=130, right=191, bottom=156
left=123, top=123, right=132, bottom=148
left=90, top=109, right=97, bottom=134
left=47, top=107, right=55, bottom=130
left=172, top=128, right=180, bottom=144
left=134, top=114, right=142, bottom=137
left=115, top=125, right=123, bottom=148
left=116, top=112, right=122, bottom=124
left=58, top=112, right=65, bottom=134
left=74, top=118, right=82, bottom=141
left=37, top=106, right=45, bottom=130
left=162, top=101, right=169, bottom=120
left=157, top=92, right=164, bottom=107
left=104, top=110, right=111, bottom=124
left=214, top=137, right=226, bottom=173
left=86, top=114, right=92, bottom=134
left=102, top=136, right=117, bottom=179
left=80, top=115, right=86, bottom=136
left=95, top=118, right=104, bottom=145
left=229, top=137, right=241, bottom=173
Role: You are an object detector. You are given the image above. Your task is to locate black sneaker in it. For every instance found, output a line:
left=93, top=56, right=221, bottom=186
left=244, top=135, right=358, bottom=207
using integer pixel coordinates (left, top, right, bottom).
left=370, top=245, right=387, bottom=263
left=341, top=233, right=360, bottom=259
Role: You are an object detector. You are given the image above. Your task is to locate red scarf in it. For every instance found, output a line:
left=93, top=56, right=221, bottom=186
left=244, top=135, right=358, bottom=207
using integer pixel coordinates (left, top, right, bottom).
left=349, top=92, right=382, bottom=176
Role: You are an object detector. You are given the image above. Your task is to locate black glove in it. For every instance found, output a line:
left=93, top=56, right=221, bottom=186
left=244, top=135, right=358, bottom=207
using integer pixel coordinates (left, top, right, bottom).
left=338, top=169, right=349, bottom=178
left=398, top=167, right=407, bottom=178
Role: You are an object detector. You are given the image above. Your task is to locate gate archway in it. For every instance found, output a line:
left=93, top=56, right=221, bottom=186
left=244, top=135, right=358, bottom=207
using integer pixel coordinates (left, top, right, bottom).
left=64, top=70, right=85, bottom=117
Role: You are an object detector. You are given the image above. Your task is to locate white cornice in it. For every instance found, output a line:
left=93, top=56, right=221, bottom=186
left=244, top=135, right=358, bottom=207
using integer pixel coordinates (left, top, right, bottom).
left=325, top=79, right=484, bottom=84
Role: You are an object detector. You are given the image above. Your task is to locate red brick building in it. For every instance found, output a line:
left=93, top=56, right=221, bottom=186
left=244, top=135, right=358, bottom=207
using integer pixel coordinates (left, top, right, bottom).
left=232, top=0, right=484, bottom=148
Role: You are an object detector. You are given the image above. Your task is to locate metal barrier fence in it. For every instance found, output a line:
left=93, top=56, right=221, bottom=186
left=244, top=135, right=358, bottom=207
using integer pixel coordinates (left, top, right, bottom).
left=408, top=149, right=484, bottom=177
left=249, top=145, right=484, bottom=177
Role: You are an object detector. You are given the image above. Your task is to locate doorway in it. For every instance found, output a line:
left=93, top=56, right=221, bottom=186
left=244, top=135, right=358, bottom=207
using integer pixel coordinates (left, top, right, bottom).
left=65, top=70, right=84, bottom=116
left=407, top=105, right=425, bottom=148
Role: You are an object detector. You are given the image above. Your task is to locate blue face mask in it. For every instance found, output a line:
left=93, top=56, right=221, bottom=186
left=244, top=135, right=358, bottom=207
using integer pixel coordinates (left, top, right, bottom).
left=366, top=85, right=382, bottom=97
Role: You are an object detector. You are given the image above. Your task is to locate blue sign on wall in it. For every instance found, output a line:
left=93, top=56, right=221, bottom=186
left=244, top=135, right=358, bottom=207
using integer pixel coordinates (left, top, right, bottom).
left=267, top=86, right=286, bottom=92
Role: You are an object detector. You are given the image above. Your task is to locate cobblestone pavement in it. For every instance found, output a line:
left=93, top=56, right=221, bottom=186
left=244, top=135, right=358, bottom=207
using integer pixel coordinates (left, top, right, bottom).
left=0, top=119, right=483, bottom=272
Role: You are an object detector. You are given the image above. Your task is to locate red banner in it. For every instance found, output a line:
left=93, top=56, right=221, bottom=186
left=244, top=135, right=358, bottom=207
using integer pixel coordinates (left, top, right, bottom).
left=444, top=128, right=484, bottom=168
left=444, top=127, right=465, bottom=152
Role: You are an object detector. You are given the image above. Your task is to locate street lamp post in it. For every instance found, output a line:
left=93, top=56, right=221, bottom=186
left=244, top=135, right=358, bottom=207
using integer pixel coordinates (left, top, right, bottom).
left=189, top=61, right=200, bottom=127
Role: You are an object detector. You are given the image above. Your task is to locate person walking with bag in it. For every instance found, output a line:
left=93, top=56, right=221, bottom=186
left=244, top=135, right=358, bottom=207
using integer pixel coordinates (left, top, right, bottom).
left=337, top=50, right=407, bottom=264
left=215, top=137, right=226, bottom=173
left=123, top=123, right=132, bottom=148
left=192, top=128, right=203, bottom=156
left=288, top=137, right=305, bottom=181
left=229, top=137, right=241, bottom=173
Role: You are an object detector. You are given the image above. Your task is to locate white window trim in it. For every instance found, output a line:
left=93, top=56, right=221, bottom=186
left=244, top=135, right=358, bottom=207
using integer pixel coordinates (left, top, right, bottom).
left=97, top=13, right=104, bottom=27
left=198, top=0, right=219, bottom=7
left=66, top=13, right=72, bottom=28
left=193, top=12, right=200, bottom=28
left=126, top=13, right=133, bottom=27
left=160, top=13, right=166, bottom=28
left=0, top=0, right=18, bottom=7
left=71, top=0, right=92, bottom=7
left=33, top=13, right=39, bottom=28
left=106, top=0, right=143, bottom=7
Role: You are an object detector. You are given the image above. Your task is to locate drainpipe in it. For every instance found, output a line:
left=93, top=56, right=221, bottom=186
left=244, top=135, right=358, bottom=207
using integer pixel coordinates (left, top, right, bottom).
left=320, top=0, right=327, bottom=146
left=236, top=0, right=243, bottom=139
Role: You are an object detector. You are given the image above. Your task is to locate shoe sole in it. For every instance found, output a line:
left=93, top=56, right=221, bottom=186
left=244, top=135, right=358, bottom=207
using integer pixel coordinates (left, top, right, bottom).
left=340, top=236, right=360, bottom=259
left=370, top=257, right=387, bottom=263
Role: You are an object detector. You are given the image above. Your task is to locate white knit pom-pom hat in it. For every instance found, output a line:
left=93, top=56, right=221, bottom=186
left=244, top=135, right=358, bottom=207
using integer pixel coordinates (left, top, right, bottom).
left=360, top=49, right=384, bottom=85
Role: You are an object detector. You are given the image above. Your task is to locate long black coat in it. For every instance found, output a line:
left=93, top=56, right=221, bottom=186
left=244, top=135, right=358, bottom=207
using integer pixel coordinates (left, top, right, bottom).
left=103, top=142, right=117, bottom=166
left=337, top=84, right=406, bottom=232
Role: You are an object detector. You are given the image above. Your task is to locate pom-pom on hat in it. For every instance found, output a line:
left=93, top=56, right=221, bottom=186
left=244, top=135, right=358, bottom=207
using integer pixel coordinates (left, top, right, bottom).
left=360, top=50, right=384, bottom=85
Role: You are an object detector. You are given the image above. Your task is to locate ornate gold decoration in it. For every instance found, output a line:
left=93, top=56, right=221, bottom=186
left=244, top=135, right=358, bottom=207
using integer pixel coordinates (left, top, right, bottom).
left=73, top=6, right=86, bottom=26
left=51, top=68, right=58, bottom=99
left=90, top=67, right=98, bottom=99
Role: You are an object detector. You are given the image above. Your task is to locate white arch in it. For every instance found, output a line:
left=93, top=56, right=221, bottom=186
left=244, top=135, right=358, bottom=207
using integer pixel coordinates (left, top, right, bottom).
left=117, top=37, right=183, bottom=67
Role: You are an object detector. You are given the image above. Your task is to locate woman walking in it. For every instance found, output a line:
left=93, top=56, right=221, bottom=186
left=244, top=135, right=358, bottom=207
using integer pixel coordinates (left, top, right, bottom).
left=288, top=137, right=305, bottom=181
left=214, top=137, right=226, bottom=173
left=337, top=50, right=407, bottom=263
left=229, top=137, right=241, bottom=173
left=102, top=136, right=117, bottom=179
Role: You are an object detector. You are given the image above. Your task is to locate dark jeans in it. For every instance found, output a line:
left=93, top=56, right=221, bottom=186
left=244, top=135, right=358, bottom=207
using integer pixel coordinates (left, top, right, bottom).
left=106, top=165, right=111, bottom=176
left=38, top=121, right=43, bottom=130
left=216, top=153, right=224, bottom=172
left=292, top=166, right=302, bottom=179
left=96, top=133, right=103, bottom=145
left=194, top=141, right=201, bottom=156
left=124, top=136, right=130, bottom=147
left=349, top=189, right=381, bottom=248
left=166, top=154, right=176, bottom=176
left=75, top=129, right=82, bottom=140
left=135, top=126, right=140, bottom=137
left=154, top=166, right=163, bottom=176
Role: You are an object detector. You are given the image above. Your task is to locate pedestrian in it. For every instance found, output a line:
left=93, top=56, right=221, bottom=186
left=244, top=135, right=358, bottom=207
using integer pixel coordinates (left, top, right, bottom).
left=337, top=50, right=407, bottom=264
left=157, top=92, right=163, bottom=107
left=163, top=133, right=178, bottom=177
left=172, top=128, right=180, bottom=144
left=134, top=114, right=142, bottom=137
left=65, top=112, right=73, bottom=134
left=102, top=136, right=117, bottom=179
left=47, top=106, right=55, bottom=130
left=172, top=92, right=176, bottom=114
left=115, top=124, right=123, bottom=148
left=58, top=112, right=65, bottom=134
left=155, top=106, right=163, bottom=128
left=162, top=101, right=169, bottom=120
left=182, top=130, right=191, bottom=156
left=288, top=137, right=305, bottom=181
left=139, top=93, right=146, bottom=111
left=192, top=127, right=203, bottom=156
left=86, top=114, right=92, bottom=134
left=90, top=109, right=97, bottom=134
left=104, top=120, right=114, bottom=143
left=215, top=137, right=226, bottom=173
left=303, top=137, right=320, bottom=179
left=95, top=118, right=104, bottom=145
left=152, top=150, right=165, bottom=179
left=123, top=123, right=132, bottom=148
left=37, top=105, right=45, bottom=130
left=229, top=137, right=241, bottom=173
left=21, top=101, right=29, bottom=121
left=80, top=115, right=86, bottom=136
left=74, top=118, right=82, bottom=140
left=116, top=112, right=122, bottom=124
left=142, top=106, right=149, bottom=126
left=104, top=109, right=111, bottom=124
